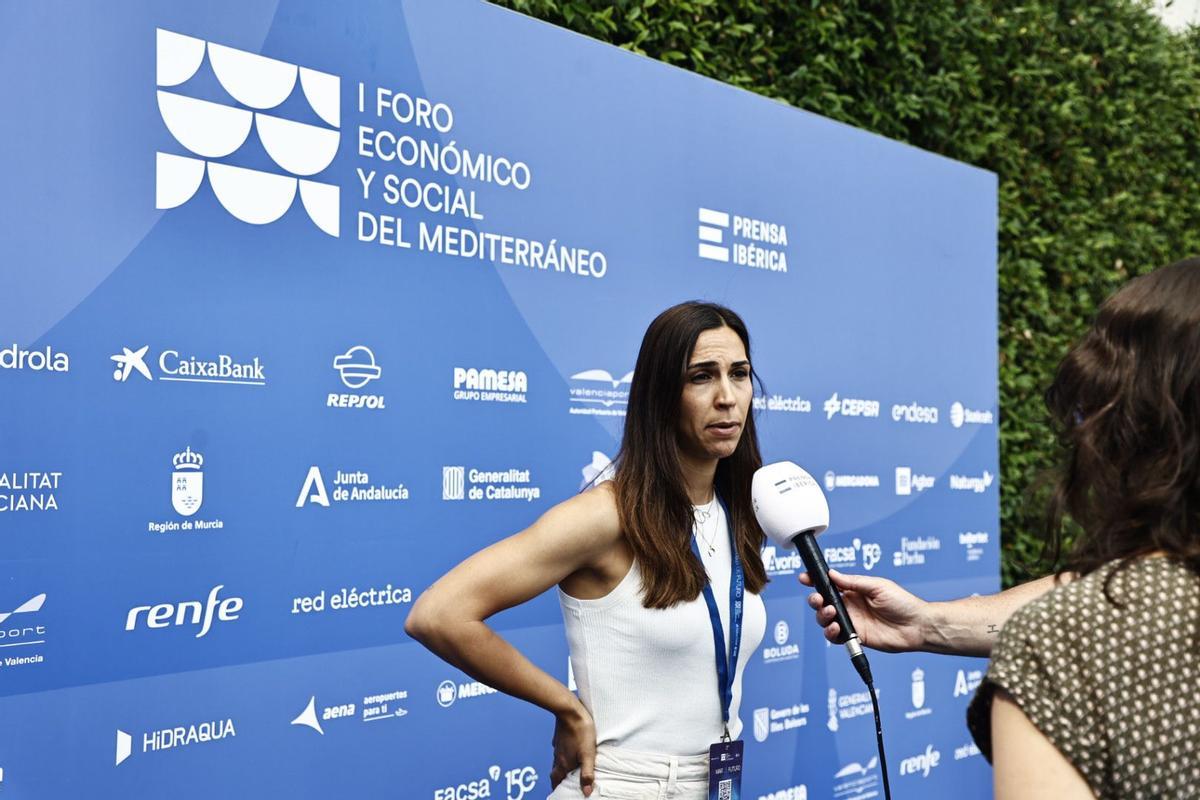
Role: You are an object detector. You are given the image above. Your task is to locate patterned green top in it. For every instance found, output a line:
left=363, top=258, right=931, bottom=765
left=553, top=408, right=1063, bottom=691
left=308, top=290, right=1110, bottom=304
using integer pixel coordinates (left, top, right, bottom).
left=968, top=557, right=1200, bottom=798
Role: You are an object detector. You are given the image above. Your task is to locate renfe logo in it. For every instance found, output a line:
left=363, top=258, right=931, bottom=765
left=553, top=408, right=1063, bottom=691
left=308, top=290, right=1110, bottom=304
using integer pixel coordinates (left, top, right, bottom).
left=125, top=585, right=243, bottom=639
left=155, top=28, right=341, bottom=235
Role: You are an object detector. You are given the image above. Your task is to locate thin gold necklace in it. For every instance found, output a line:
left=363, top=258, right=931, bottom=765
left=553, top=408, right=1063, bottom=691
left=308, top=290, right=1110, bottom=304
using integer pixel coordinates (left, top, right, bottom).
left=693, top=497, right=718, bottom=556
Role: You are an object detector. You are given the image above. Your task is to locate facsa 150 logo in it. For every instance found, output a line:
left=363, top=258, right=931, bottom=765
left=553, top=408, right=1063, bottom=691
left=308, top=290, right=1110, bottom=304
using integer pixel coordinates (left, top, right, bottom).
left=433, top=765, right=538, bottom=800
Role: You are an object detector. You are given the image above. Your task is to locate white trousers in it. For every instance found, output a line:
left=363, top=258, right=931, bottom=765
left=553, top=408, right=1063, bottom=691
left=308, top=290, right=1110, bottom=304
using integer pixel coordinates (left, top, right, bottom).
left=547, top=745, right=710, bottom=800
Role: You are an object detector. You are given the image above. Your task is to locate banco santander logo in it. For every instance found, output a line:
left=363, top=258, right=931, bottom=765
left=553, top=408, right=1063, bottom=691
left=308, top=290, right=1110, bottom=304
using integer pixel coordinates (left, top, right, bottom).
left=155, top=29, right=341, bottom=235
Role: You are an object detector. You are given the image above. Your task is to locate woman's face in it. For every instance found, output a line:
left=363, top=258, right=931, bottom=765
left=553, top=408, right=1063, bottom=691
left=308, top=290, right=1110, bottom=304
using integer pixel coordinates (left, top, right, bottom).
left=677, top=326, right=753, bottom=462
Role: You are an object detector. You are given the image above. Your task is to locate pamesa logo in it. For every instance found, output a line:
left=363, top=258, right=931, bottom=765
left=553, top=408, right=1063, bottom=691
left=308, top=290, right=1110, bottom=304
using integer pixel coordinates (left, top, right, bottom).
left=155, top=29, right=340, bottom=235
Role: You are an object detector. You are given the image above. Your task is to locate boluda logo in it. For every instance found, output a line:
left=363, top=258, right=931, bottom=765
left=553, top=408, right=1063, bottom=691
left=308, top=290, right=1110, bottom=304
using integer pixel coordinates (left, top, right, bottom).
left=0, top=344, right=70, bottom=373
left=155, top=29, right=341, bottom=235
left=124, top=584, right=243, bottom=639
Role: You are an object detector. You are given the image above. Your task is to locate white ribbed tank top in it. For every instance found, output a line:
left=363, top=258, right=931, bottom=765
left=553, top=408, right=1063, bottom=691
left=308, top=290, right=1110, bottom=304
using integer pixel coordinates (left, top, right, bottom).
left=558, top=501, right=767, bottom=755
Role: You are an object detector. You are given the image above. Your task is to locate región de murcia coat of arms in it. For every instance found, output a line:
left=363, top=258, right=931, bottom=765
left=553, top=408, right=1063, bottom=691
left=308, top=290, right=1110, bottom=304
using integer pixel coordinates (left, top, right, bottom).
left=171, top=446, right=204, bottom=516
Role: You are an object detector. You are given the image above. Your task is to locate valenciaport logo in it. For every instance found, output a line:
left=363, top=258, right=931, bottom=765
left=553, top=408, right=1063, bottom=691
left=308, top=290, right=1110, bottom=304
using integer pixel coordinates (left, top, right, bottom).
left=0, top=470, right=62, bottom=513
left=111, top=345, right=266, bottom=386
left=949, top=401, right=994, bottom=428
left=124, top=585, right=243, bottom=639
left=155, top=28, right=340, bottom=235
left=568, top=369, right=632, bottom=417
left=296, top=466, right=410, bottom=508
left=0, top=344, right=69, bottom=374
left=442, top=466, right=541, bottom=502
left=822, top=538, right=882, bottom=571
left=696, top=207, right=789, bottom=273
left=822, top=392, right=880, bottom=421
left=895, top=466, right=935, bottom=496
left=823, top=470, right=880, bottom=491
left=949, top=470, right=995, bottom=493
left=115, top=717, right=236, bottom=766
left=437, top=678, right=498, bottom=708
left=329, top=345, right=385, bottom=410
left=833, top=756, right=880, bottom=798
left=891, top=401, right=938, bottom=424
left=452, top=367, right=528, bottom=404
left=0, top=593, right=47, bottom=669
left=291, top=688, right=409, bottom=735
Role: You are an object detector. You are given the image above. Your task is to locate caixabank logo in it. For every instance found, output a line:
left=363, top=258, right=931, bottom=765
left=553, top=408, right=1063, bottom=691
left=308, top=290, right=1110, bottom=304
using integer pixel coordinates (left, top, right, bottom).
left=155, top=29, right=340, bottom=235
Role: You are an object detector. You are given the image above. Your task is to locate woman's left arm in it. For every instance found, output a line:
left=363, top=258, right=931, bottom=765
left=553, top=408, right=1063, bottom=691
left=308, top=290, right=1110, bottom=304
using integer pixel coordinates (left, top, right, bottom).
left=991, top=689, right=1094, bottom=799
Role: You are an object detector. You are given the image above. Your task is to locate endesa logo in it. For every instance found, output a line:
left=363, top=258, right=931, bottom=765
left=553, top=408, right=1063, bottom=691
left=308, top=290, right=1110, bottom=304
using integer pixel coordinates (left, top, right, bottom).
left=124, top=585, right=243, bottom=639
left=155, top=28, right=341, bottom=235
left=891, top=401, right=938, bottom=424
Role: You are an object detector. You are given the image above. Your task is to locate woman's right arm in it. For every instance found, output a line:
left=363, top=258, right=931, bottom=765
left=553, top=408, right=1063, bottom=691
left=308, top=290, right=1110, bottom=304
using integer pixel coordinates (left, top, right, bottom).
left=405, top=484, right=621, bottom=796
left=801, top=570, right=1069, bottom=657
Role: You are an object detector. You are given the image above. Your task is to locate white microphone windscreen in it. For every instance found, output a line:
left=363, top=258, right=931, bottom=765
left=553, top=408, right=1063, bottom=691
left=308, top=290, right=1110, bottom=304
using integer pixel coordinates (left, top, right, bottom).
left=751, top=461, right=830, bottom=549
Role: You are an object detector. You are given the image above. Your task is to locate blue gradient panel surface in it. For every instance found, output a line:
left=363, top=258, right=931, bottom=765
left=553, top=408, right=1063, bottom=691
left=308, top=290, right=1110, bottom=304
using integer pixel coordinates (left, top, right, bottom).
left=0, top=2, right=998, bottom=797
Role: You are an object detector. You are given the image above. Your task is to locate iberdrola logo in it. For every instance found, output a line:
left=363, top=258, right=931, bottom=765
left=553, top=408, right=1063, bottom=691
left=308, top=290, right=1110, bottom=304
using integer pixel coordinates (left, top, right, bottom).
left=155, top=28, right=341, bottom=236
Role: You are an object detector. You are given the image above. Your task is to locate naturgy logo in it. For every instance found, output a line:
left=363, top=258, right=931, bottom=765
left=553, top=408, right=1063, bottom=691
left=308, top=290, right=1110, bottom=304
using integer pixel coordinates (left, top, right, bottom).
left=155, top=29, right=341, bottom=235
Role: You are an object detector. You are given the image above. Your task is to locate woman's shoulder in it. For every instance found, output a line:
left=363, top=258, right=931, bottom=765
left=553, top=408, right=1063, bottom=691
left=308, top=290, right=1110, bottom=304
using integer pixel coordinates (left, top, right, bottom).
left=541, top=480, right=623, bottom=548
left=1003, top=557, right=1197, bottom=646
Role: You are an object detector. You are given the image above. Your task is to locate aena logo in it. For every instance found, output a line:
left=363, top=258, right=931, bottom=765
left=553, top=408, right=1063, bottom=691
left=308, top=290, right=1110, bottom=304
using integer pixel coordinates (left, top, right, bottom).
left=125, top=585, right=243, bottom=638
left=155, top=28, right=341, bottom=235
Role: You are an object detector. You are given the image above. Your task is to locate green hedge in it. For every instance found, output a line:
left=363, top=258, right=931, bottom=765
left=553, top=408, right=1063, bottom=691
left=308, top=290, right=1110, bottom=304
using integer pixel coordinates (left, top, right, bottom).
left=495, top=0, right=1200, bottom=586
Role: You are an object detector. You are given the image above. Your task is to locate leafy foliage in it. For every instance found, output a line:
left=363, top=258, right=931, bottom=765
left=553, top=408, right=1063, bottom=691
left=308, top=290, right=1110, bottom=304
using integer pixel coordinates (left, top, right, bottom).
left=495, top=0, right=1200, bottom=586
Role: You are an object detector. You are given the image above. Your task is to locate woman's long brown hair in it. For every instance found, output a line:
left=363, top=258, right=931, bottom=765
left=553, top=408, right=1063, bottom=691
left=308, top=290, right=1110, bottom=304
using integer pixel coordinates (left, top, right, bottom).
left=611, top=301, right=769, bottom=608
left=1044, top=258, right=1200, bottom=590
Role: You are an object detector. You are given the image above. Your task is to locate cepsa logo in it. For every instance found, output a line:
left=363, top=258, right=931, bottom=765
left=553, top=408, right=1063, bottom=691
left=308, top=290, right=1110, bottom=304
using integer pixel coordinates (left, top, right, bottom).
left=434, top=764, right=538, bottom=800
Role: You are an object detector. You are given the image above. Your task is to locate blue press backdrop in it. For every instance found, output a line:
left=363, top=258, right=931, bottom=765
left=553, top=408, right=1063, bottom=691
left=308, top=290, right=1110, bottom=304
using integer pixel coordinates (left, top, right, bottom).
left=0, top=1, right=998, bottom=797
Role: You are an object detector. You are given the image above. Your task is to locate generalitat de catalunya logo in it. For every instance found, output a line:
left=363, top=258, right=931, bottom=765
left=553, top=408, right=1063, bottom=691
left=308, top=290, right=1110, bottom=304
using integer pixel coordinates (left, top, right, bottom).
left=155, top=28, right=341, bottom=235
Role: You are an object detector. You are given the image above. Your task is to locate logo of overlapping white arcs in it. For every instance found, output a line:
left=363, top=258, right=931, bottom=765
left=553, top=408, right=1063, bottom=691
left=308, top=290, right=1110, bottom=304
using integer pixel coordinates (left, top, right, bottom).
left=155, top=28, right=341, bottom=236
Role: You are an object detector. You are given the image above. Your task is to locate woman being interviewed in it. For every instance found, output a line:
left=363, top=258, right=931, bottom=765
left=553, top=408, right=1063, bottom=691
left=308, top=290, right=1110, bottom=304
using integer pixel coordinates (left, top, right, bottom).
left=406, top=301, right=769, bottom=798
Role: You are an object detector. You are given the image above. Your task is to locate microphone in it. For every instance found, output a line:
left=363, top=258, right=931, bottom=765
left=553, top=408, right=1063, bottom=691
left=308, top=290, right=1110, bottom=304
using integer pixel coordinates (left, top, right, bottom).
left=752, top=461, right=873, bottom=686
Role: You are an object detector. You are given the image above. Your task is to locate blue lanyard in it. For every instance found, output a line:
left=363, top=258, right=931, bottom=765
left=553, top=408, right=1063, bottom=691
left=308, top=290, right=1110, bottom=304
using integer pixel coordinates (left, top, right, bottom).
left=690, top=494, right=744, bottom=740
